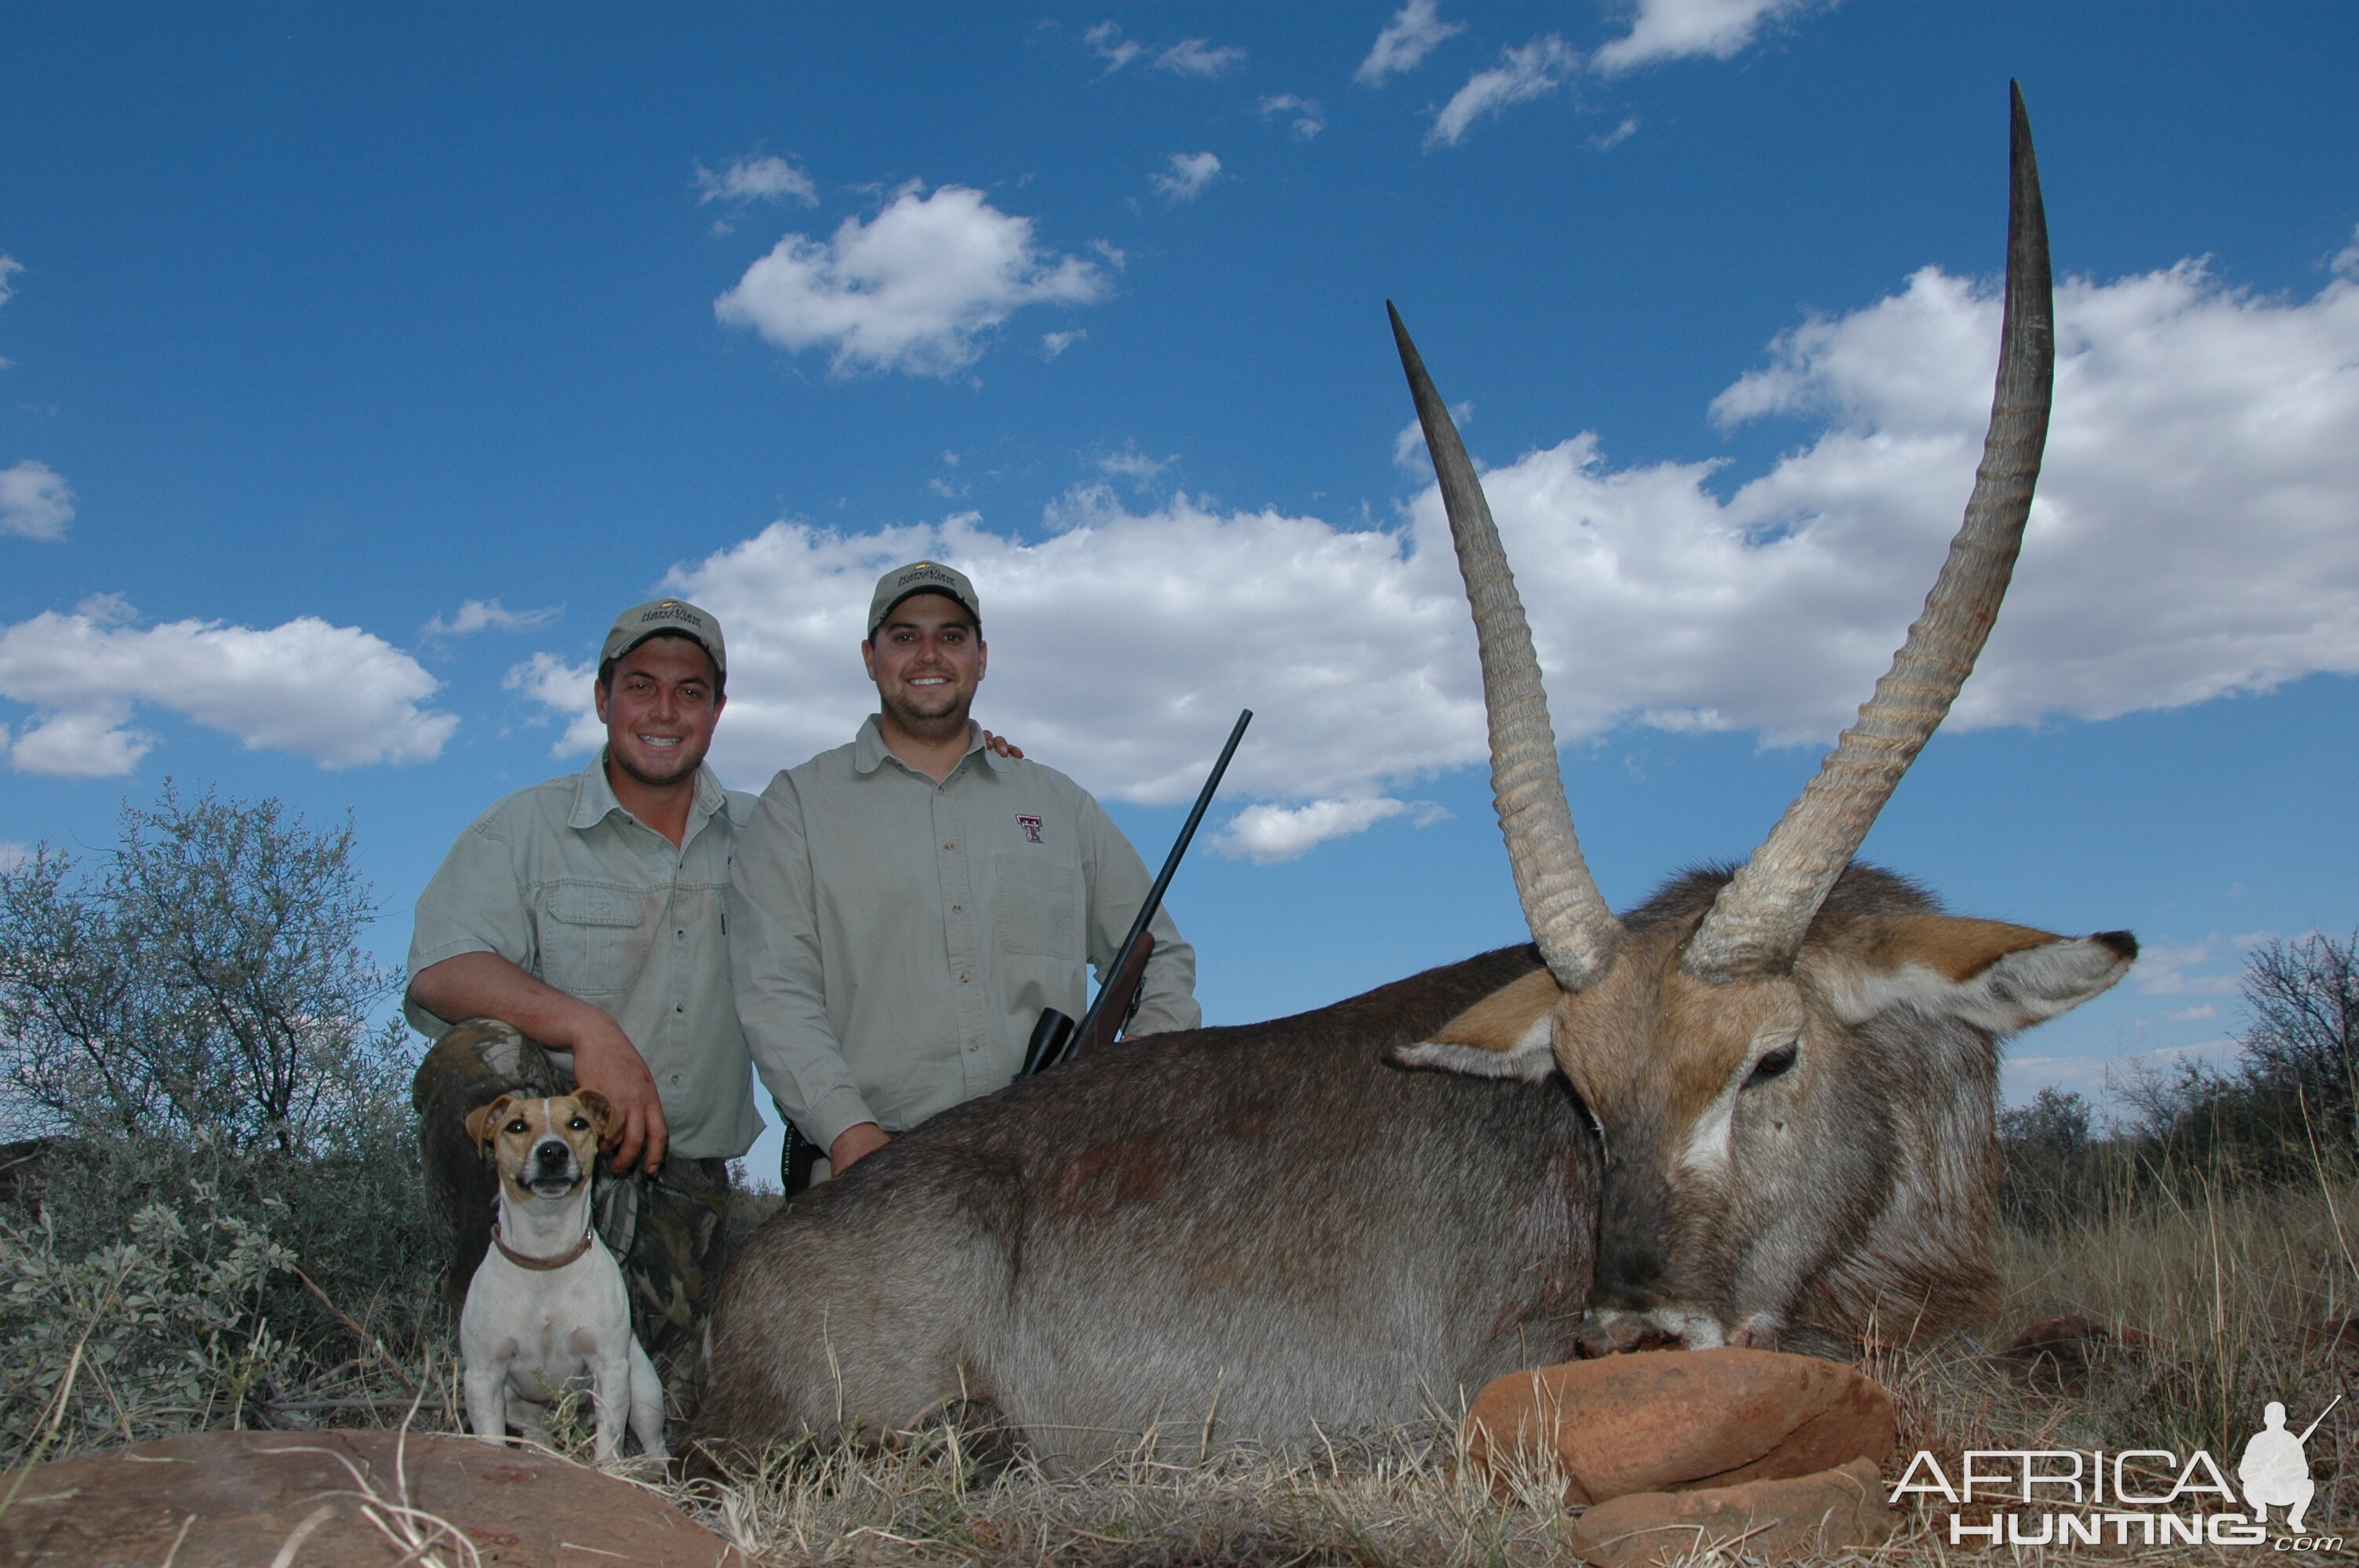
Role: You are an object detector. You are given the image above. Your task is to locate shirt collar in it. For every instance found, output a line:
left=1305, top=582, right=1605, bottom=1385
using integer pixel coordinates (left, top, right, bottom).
left=569, top=749, right=728, bottom=831
left=853, top=714, right=1005, bottom=778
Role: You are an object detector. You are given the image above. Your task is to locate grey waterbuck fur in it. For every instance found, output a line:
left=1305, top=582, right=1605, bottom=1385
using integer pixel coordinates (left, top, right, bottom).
left=694, top=86, right=2134, bottom=1463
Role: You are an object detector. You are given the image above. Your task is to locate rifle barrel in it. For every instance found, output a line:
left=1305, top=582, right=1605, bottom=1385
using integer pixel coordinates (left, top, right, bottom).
left=1052, top=708, right=1252, bottom=1069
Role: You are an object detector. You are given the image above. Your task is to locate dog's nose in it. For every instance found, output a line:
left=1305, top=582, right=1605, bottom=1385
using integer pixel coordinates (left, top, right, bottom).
left=533, top=1138, right=572, bottom=1169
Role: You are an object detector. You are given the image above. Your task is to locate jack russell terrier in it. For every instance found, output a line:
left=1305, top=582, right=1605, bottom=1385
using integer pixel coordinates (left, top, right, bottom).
left=460, top=1091, right=667, bottom=1461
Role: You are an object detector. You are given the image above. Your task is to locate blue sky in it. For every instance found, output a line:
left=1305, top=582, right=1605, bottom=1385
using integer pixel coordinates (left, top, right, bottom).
left=5, top=3, right=2357, bottom=1172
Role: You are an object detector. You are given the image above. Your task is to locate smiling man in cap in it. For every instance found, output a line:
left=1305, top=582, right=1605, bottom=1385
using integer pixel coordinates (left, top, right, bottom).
left=729, top=560, right=1200, bottom=1185
left=405, top=597, right=757, bottom=1367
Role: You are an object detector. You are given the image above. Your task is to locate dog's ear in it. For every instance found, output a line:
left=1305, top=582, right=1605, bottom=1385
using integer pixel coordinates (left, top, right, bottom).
left=572, top=1089, right=616, bottom=1136
left=464, top=1094, right=518, bottom=1156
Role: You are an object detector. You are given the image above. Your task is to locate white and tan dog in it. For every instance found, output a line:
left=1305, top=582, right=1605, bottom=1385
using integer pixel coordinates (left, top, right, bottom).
left=460, top=1091, right=667, bottom=1461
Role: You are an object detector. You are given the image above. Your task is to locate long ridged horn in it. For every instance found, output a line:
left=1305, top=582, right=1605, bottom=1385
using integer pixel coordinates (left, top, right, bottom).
left=1681, top=83, right=2055, bottom=982
left=1391, top=303, right=1623, bottom=989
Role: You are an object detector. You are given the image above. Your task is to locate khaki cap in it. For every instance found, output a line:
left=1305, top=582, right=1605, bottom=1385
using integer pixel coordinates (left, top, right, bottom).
left=867, top=560, right=981, bottom=637
left=601, top=598, right=726, bottom=680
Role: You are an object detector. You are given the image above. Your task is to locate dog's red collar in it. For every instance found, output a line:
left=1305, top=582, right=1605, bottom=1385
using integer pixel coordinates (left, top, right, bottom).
left=491, top=1221, right=593, bottom=1272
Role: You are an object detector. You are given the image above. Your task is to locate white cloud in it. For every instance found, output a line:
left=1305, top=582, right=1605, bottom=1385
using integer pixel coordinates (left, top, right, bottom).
left=714, top=183, right=1110, bottom=377
left=1084, top=24, right=1241, bottom=79
left=1097, top=442, right=1172, bottom=482
left=1429, top=36, right=1578, bottom=147
left=1593, top=0, right=1824, bottom=75
left=1042, top=328, right=1085, bottom=359
left=0, top=841, right=28, bottom=873
left=1214, top=797, right=1448, bottom=863
left=0, top=460, right=73, bottom=541
left=1259, top=95, right=1326, bottom=139
left=0, top=604, right=456, bottom=775
left=1590, top=117, right=1640, bottom=151
left=1694, top=255, right=2359, bottom=739
left=421, top=597, right=561, bottom=638
left=1158, top=38, right=1245, bottom=78
left=2131, top=942, right=2244, bottom=998
left=695, top=154, right=818, bottom=208
left=504, top=652, right=604, bottom=757
left=1085, top=21, right=1143, bottom=74
left=1358, top=1, right=1465, bottom=85
left=0, top=255, right=20, bottom=308
left=1152, top=152, right=1223, bottom=204
left=512, top=244, right=2359, bottom=852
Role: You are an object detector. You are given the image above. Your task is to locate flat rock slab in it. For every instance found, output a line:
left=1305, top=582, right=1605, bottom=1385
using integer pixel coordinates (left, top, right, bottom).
left=1464, top=1348, right=1895, bottom=1505
left=1568, top=1457, right=1893, bottom=1568
left=0, top=1428, right=753, bottom=1567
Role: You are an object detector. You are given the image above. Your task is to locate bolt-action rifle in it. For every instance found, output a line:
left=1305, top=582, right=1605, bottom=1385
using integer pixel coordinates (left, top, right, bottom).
left=1017, top=708, right=1252, bottom=1077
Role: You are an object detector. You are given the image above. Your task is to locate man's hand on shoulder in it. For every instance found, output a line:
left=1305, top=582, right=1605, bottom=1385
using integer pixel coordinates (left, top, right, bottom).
left=983, top=731, right=1023, bottom=760
left=830, top=1121, right=891, bottom=1174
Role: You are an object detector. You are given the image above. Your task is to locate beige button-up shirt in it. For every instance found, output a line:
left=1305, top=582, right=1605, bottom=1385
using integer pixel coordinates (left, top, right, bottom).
left=730, top=717, right=1199, bottom=1149
left=405, top=753, right=762, bottom=1160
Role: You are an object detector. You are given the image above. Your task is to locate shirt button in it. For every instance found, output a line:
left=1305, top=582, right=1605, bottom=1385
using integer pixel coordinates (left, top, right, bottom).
left=965, top=1040, right=979, bottom=1053
left=671, top=1074, right=681, bottom=1085
left=952, top=905, right=963, bottom=915
left=676, top=1004, right=685, bottom=1013
left=943, top=841, right=954, bottom=851
left=959, top=973, right=970, bottom=983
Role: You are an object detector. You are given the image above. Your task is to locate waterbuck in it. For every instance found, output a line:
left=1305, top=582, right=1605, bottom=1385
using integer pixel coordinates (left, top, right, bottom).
left=694, top=88, right=2133, bottom=1465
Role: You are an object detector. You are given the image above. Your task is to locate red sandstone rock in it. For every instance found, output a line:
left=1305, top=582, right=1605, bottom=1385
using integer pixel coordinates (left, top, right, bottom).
left=0, top=1429, right=754, bottom=1567
left=1463, top=1348, right=1896, bottom=1505
left=1568, top=1457, right=1893, bottom=1568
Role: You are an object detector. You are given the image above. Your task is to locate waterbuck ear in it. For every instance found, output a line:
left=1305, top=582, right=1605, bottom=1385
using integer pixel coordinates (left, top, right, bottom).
left=463, top=1094, right=518, bottom=1155
left=1808, top=916, right=2138, bottom=1036
left=1391, top=968, right=1563, bottom=1081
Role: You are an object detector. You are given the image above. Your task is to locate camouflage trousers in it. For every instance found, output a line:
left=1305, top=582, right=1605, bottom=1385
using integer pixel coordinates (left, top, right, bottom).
left=412, top=1018, right=732, bottom=1372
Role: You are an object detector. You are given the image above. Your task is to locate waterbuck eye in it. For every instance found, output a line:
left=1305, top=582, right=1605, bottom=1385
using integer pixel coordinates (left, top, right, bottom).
left=1746, top=1042, right=1799, bottom=1087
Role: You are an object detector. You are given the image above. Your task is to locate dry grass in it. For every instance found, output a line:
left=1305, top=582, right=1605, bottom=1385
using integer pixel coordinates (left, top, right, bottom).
left=650, top=1180, right=2359, bottom=1567
left=9, top=1178, right=2355, bottom=1565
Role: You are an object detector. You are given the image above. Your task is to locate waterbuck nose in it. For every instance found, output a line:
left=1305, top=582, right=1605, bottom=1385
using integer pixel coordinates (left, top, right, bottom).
left=1594, top=1241, right=1666, bottom=1310
left=1593, top=1186, right=1670, bottom=1309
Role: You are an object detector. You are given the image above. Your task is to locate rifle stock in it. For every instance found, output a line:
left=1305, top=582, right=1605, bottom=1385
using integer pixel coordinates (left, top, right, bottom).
left=1074, top=930, right=1153, bottom=1058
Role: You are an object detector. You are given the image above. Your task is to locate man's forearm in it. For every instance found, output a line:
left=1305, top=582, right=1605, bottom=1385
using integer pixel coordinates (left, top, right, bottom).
left=408, top=951, right=616, bottom=1049
left=409, top=949, right=669, bottom=1172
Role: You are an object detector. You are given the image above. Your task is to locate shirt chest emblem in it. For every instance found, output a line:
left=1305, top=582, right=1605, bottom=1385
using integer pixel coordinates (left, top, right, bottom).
left=1016, top=814, right=1044, bottom=844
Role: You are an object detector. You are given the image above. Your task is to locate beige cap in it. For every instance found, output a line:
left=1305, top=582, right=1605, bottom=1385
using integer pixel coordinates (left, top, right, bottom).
left=867, top=560, right=981, bottom=637
left=600, top=598, right=726, bottom=679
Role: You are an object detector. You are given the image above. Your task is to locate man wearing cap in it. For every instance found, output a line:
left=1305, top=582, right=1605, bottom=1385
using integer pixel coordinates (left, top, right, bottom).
left=405, top=599, right=754, bottom=1363
left=729, top=561, right=1201, bottom=1184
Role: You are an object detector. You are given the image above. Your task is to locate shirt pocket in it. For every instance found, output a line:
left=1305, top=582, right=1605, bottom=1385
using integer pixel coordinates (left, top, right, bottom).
left=538, top=880, right=653, bottom=1001
left=992, top=854, right=1080, bottom=960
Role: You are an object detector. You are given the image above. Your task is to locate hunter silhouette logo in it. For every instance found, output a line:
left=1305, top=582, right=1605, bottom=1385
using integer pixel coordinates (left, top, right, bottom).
left=1892, top=1393, right=2340, bottom=1550
left=2241, top=1396, right=2336, bottom=1533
